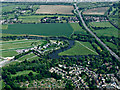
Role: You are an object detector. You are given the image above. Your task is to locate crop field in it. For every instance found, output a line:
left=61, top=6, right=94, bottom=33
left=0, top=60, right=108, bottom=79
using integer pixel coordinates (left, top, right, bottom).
left=2, top=23, right=73, bottom=37
left=83, top=7, right=109, bottom=15
left=70, top=23, right=87, bottom=35
left=36, top=5, right=74, bottom=15
left=89, top=22, right=113, bottom=28
left=59, top=41, right=98, bottom=56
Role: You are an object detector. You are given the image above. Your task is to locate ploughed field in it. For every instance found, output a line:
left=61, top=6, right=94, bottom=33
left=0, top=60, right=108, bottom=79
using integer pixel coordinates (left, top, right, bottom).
left=2, top=23, right=73, bottom=37
left=83, top=7, right=109, bottom=15
left=36, top=5, right=74, bottom=15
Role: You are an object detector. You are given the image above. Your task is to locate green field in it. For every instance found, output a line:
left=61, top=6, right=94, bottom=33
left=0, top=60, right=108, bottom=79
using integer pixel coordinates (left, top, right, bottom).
left=2, top=4, right=28, bottom=12
left=2, top=50, right=18, bottom=57
left=59, top=41, right=98, bottom=56
left=70, top=23, right=87, bottom=34
left=89, top=22, right=113, bottom=27
left=89, top=22, right=118, bottom=37
left=94, top=27, right=118, bottom=37
left=2, top=23, right=73, bottom=37
left=12, top=70, right=38, bottom=77
left=105, top=42, right=118, bottom=50
left=18, top=53, right=38, bottom=61
left=1, top=39, right=43, bottom=57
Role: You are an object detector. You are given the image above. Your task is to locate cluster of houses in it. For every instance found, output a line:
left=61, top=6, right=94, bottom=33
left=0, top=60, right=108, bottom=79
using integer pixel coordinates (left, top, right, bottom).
left=41, top=16, right=79, bottom=23
left=84, top=16, right=109, bottom=22
left=16, top=40, right=63, bottom=55
left=49, top=64, right=120, bottom=89
left=20, top=78, right=65, bottom=88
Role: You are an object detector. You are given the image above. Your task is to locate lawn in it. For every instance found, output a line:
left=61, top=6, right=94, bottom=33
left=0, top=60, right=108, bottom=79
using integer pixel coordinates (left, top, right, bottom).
left=59, top=41, right=98, bottom=56
left=12, top=70, right=38, bottom=77
left=89, top=22, right=113, bottom=28
left=2, top=23, right=73, bottom=37
left=70, top=23, right=87, bottom=34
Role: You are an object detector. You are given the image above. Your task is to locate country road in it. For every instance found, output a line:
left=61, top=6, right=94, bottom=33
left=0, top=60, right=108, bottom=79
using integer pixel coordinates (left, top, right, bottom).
left=74, top=4, right=120, bottom=61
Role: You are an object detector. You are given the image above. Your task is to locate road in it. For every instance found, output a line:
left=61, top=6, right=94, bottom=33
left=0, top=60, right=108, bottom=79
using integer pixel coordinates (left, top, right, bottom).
left=74, top=4, right=120, bottom=61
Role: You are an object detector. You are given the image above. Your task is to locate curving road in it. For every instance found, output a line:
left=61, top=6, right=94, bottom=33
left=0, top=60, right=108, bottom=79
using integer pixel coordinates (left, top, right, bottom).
left=74, top=4, right=120, bottom=61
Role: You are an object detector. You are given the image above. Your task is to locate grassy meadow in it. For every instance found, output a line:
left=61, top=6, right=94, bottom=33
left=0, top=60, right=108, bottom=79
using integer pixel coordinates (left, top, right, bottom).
left=70, top=23, right=87, bottom=34
left=1, top=39, right=43, bottom=57
left=59, top=41, right=98, bottom=56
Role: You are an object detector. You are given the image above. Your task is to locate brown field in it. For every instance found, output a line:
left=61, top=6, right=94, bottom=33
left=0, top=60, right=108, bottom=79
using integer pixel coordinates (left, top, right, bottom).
left=83, top=7, right=109, bottom=15
left=36, top=5, right=74, bottom=15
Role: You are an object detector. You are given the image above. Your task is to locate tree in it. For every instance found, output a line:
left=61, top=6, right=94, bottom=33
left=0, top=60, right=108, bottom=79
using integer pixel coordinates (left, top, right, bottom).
left=65, top=80, right=75, bottom=90
left=28, top=72, right=33, bottom=76
left=4, top=85, right=11, bottom=90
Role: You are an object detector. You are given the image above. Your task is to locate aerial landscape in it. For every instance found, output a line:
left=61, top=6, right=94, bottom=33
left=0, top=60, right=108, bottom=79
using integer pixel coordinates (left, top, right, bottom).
left=0, top=0, right=120, bottom=89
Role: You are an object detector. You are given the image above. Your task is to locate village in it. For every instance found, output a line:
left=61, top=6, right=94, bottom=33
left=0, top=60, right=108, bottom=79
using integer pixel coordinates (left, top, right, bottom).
left=49, top=64, right=120, bottom=89
left=84, top=16, right=109, bottom=22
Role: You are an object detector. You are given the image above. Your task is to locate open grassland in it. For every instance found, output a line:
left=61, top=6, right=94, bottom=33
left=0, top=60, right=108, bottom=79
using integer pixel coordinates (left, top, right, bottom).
left=1, top=40, right=43, bottom=57
left=36, top=5, right=74, bottom=15
left=94, top=27, right=118, bottom=37
left=70, top=23, right=87, bottom=34
left=89, top=22, right=118, bottom=37
left=89, top=22, right=113, bottom=28
left=83, top=7, right=109, bottom=15
left=2, top=50, right=18, bottom=57
left=2, top=23, right=73, bottom=37
left=59, top=41, right=98, bottom=56
left=12, top=70, right=38, bottom=77
left=2, top=4, right=28, bottom=12
left=1, top=39, right=43, bottom=50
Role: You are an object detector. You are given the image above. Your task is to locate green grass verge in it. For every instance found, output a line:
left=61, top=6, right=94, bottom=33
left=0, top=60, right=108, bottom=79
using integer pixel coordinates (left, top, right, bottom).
left=59, top=41, right=98, bottom=56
